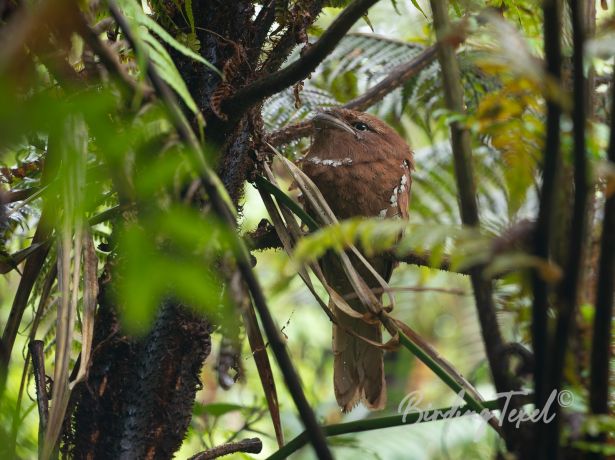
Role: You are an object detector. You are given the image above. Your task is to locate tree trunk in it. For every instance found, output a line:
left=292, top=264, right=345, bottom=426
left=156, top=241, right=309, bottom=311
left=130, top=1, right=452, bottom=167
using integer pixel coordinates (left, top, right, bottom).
left=67, top=1, right=324, bottom=457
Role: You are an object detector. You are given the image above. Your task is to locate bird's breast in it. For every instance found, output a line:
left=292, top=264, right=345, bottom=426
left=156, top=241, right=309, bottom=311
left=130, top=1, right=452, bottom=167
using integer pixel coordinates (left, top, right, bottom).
left=302, top=156, right=407, bottom=220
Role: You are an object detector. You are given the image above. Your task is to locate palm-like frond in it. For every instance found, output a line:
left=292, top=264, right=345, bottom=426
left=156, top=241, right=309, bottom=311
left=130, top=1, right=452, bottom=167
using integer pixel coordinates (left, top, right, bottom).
left=263, top=32, right=536, bottom=229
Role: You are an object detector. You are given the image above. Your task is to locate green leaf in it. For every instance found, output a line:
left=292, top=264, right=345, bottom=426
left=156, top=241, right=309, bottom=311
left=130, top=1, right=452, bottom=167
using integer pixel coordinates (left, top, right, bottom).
left=361, top=13, right=374, bottom=32
left=185, top=0, right=195, bottom=33
left=124, top=1, right=221, bottom=76
left=409, top=0, right=427, bottom=18
left=254, top=176, right=319, bottom=232
left=390, top=0, right=401, bottom=15
left=144, top=32, right=199, bottom=113
left=293, top=218, right=406, bottom=264
left=194, top=402, right=246, bottom=417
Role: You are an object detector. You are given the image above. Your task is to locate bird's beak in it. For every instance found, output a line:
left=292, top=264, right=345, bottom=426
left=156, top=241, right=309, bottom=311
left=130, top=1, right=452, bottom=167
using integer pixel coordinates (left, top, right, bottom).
left=311, top=111, right=356, bottom=137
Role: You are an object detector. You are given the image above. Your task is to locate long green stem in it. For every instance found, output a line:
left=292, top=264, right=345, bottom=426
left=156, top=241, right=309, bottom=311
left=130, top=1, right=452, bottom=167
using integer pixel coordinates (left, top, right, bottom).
left=253, top=176, right=319, bottom=231
left=397, top=331, right=483, bottom=413
left=268, top=398, right=507, bottom=460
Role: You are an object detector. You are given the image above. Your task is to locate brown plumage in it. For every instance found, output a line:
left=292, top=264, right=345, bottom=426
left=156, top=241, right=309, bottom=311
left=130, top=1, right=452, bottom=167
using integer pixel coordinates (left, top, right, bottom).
left=301, top=108, right=413, bottom=412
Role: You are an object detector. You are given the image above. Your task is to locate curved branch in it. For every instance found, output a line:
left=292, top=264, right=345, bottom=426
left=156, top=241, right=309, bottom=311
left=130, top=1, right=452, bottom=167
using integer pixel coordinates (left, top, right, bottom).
left=223, top=0, right=381, bottom=120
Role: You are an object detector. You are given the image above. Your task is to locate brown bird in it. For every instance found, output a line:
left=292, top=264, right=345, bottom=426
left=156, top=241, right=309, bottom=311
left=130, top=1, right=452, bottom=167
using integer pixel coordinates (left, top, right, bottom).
left=302, top=108, right=413, bottom=411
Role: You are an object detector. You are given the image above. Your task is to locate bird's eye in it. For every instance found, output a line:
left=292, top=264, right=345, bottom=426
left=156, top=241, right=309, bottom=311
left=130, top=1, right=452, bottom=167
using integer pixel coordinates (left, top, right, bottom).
left=353, top=122, right=369, bottom=131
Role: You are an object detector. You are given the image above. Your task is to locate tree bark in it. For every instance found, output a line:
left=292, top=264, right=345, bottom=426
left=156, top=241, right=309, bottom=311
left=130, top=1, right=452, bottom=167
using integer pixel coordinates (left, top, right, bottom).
left=69, top=1, right=330, bottom=457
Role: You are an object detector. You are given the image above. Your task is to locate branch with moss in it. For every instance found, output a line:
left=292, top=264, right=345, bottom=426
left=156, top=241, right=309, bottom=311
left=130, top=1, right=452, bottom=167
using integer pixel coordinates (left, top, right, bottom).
left=29, top=340, right=49, bottom=458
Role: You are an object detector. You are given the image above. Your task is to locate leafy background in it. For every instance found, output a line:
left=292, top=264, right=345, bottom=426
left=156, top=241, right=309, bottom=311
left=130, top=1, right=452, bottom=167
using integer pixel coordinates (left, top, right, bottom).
left=1, top=0, right=613, bottom=458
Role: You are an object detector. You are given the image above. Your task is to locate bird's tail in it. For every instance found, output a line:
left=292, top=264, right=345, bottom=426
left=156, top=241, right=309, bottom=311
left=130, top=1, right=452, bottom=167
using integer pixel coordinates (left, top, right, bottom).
left=332, top=301, right=386, bottom=412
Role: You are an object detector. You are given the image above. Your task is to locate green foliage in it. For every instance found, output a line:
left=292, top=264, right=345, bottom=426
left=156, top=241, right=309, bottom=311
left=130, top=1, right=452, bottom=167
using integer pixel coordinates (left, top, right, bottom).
left=119, top=0, right=220, bottom=115
left=292, top=217, right=407, bottom=262
left=2, top=0, right=614, bottom=458
left=116, top=206, right=232, bottom=334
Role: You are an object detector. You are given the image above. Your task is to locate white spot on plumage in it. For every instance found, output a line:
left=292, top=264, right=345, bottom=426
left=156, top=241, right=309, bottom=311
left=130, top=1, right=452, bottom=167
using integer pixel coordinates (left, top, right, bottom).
left=390, top=187, right=398, bottom=205
left=307, top=157, right=353, bottom=167
left=386, top=170, right=409, bottom=217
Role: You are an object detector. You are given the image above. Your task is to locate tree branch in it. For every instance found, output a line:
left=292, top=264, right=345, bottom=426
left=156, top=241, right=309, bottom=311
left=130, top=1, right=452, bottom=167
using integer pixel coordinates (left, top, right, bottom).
left=258, top=1, right=326, bottom=74
left=429, top=0, right=509, bottom=384
left=222, top=0, right=381, bottom=120
left=268, top=43, right=442, bottom=146
left=0, top=187, right=39, bottom=204
left=344, top=44, right=439, bottom=111
left=108, top=3, right=333, bottom=459
left=28, top=340, right=49, bottom=458
left=188, top=438, right=262, bottom=460
left=547, top=0, right=588, bottom=455
left=429, top=0, right=523, bottom=450
left=531, top=1, right=562, bottom=457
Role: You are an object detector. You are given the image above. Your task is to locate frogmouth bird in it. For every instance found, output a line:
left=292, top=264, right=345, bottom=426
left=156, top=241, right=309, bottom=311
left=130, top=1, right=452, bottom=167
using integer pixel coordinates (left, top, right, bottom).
left=302, top=108, right=413, bottom=412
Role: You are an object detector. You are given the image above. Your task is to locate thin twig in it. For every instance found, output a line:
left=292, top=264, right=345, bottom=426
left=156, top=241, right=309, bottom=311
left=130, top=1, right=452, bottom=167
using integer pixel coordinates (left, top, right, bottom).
left=547, top=0, right=587, bottom=455
left=107, top=3, right=333, bottom=458
left=188, top=438, right=262, bottom=460
left=531, top=0, right=562, bottom=457
left=29, top=340, right=49, bottom=458
left=223, top=0, right=381, bottom=120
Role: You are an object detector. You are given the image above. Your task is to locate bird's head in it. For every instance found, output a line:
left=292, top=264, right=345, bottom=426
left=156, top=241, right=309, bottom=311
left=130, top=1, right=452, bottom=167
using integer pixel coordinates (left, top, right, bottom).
left=309, top=108, right=410, bottom=161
